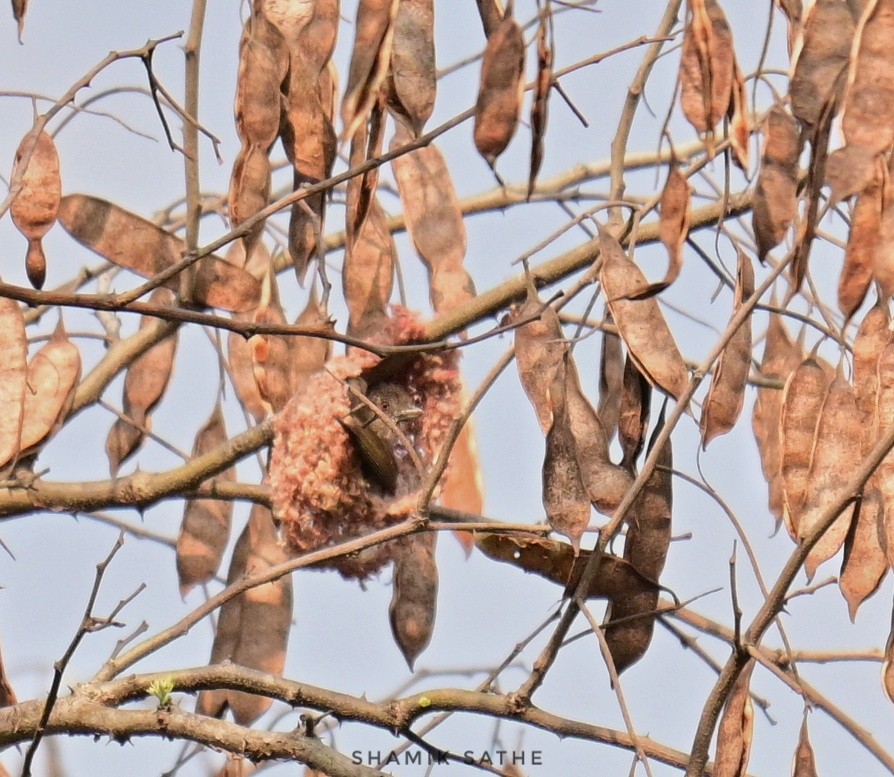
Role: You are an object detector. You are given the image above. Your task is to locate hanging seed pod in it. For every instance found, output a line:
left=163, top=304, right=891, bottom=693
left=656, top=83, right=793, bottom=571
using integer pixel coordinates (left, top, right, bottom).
left=840, top=180, right=883, bottom=320
left=701, top=252, right=753, bottom=446
left=387, top=0, right=436, bottom=136
left=527, top=3, right=553, bottom=198
left=176, top=404, right=237, bottom=595
left=228, top=144, right=272, bottom=255
left=597, top=315, right=623, bottom=442
left=10, top=129, right=61, bottom=289
left=473, top=8, right=525, bottom=168
left=712, top=660, right=756, bottom=777
left=619, top=355, right=651, bottom=473
left=655, top=162, right=691, bottom=291
left=389, top=532, right=438, bottom=669
left=839, top=488, right=888, bottom=619
left=0, top=299, right=28, bottom=469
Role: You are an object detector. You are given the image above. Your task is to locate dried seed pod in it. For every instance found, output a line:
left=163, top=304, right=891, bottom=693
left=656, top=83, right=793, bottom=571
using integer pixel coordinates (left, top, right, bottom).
left=842, top=0, right=894, bottom=155
left=712, top=660, right=756, bottom=777
left=853, top=301, right=890, bottom=452
left=0, top=637, right=16, bottom=707
left=619, top=355, right=651, bottom=473
left=752, top=104, right=801, bottom=262
left=839, top=180, right=883, bottom=320
left=884, top=618, right=894, bottom=704
left=197, top=504, right=292, bottom=726
left=874, top=340, right=894, bottom=565
left=790, top=0, right=855, bottom=130
left=701, top=252, right=754, bottom=446
left=251, top=270, right=292, bottom=413
left=343, top=198, right=396, bottom=339
left=390, top=123, right=475, bottom=314
left=779, top=357, right=829, bottom=538
left=598, top=226, right=689, bottom=400
left=387, top=0, right=436, bottom=136
left=58, top=195, right=261, bottom=313
left=475, top=533, right=663, bottom=599
left=839, top=487, right=888, bottom=619
left=564, top=354, right=632, bottom=515
left=18, top=319, right=81, bottom=459
left=228, top=144, right=272, bottom=255
left=0, top=299, right=28, bottom=469
left=10, top=130, right=61, bottom=290
left=752, top=311, right=802, bottom=524
left=597, top=315, right=623, bottom=442
left=656, top=163, right=691, bottom=291
left=527, top=3, right=553, bottom=198
left=389, top=532, right=438, bottom=669
left=679, top=0, right=736, bottom=145
left=512, top=287, right=566, bottom=434
left=799, top=373, right=861, bottom=580
left=727, top=59, right=751, bottom=171
left=473, top=8, right=525, bottom=168
left=604, top=411, right=672, bottom=674
left=288, top=290, right=332, bottom=391
left=105, top=289, right=178, bottom=475
left=342, top=0, right=399, bottom=142
left=792, top=716, right=819, bottom=777
left=176, top=404, right=236, bottom=595
left=542, top=380, right=591, bottom=551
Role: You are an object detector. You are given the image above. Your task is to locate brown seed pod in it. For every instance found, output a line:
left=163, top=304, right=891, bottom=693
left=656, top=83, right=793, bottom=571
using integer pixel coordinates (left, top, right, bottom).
left=619, top=354, right=652, bottom=473
left=792, top=716, right=819, bottom=777
left=752, top=311, right=802, bottom=524
left=598, top=226, right=689, bottom=400
left=874, top=340, right=894, bottom=566
left=57, top=195, right=261, bottom=313
left=196, top=504, right=292, bottom=726
left=597, top=315, right=623, bottom=442
left=839, top=181, right=883, bottom=320
left=10, top=130, right=61, bottom=290
left=176, top=404, right=236, bottom=595
left=473, top=8, right=525, bottom=168
left=799, top=373, right=861, bottom=580
left=228, top=144, right=272, bottom=256
left=839, top=488, right=888, bottom=619
left=17, top=319, right=81, bottom=461
left=527, top=3, right=553, bottom=198
left=712, top=660, right=756, bottom=777
left=604, top=411, right=672, bottom=674
left=701, top=252, right=753, bottom=446
left=790, top=0, right=855, bottom=130
left=752, top=104, right=801, bottom=262
left=853, top=302, right=890, bottom=452
left=105, top=289, right=178, bottom=475
left=656, top=163, right=691, bottom=291
left=389, top=532, right=438, bottom=669
left=475, top=533, right=663, bottom=600
left=679, top=0, right=736, bottom=145
left=0, top=299, right=28, bottom=469
left=387, top=0, right=436, bottom=136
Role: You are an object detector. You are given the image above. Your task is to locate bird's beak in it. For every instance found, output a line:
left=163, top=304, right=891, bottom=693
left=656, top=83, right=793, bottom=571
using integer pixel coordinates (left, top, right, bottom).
left=393, top=407, right=423, bottom=423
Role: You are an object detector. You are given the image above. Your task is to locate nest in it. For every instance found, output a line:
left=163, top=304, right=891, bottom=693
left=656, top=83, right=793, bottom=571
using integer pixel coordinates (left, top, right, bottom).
left=267, top=308, right=461, bottom=579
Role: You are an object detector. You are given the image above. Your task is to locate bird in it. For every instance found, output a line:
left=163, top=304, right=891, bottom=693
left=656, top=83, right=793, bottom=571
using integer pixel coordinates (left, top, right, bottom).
left=339, top=381, right=422, bottom=493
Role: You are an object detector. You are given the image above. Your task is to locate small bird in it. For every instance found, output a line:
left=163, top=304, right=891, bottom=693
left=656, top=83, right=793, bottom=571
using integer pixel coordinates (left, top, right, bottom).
left=340, top=381, right=422, bottom=493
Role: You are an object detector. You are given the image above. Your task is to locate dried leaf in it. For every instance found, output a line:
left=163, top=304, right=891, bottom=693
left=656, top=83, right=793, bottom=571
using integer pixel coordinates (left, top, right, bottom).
left=701, top=252, right=754, bottom=446
left=679, top=0, right=736, bottom=144
left=792, top=717, right=819, bottom=777
left=527, top=4, right=553, bottom=198
left=390, top=123, right=475, bottom=313
left=597, top=315, right=623, bottom=442
left=475, top=533, right=663, bottom=600
left=342, top=198, right=396, bottom=338
left=387, top=0, right=436, bottom=136
left=473, top=9, right=525, bottom=167
left=176, top=404, right=236, bottom=595
left=598, top=225, right=689, bottom=400
left=842, top=0, right=894, bottom=155
left=753, top=311, right=802, bottom=524
left=512, top=288, right=566, bottom=434
left=342, top=0, right=399, bottom=142
left=839, top=488, right=888, bottom=618
left=105, top=289, right=178, bottom=474
left=839, top=180, right=883, bottom=319
left=389, top=532, right=438, bottom=669
left=752, top=104, right=800, bottom=261
left=197, top=505, right=292, bottom=726
left=800, top=373, right=861, bottom=579
left=10, top=130, right=61, bottom=289
left=604, top=411, right=672, bottom=674
left=713, top=660, right=755, bottom=777
left=790, top=0, right=855, bottom=130
left=19, top=319, right=81, bottom=458
left=58, top=195, right=261, bottom=313
left=0, top=299, right=28, bottom=469
left=656, top=163, right=691, bottom=291
left=779, top=356, right=829, bottom=538
left=619, top=354, right=652, bottom=472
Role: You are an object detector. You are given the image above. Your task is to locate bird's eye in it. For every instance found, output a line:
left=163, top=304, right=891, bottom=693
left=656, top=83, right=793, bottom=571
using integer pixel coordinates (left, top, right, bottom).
left=381, top=401, right=389, bottom=410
